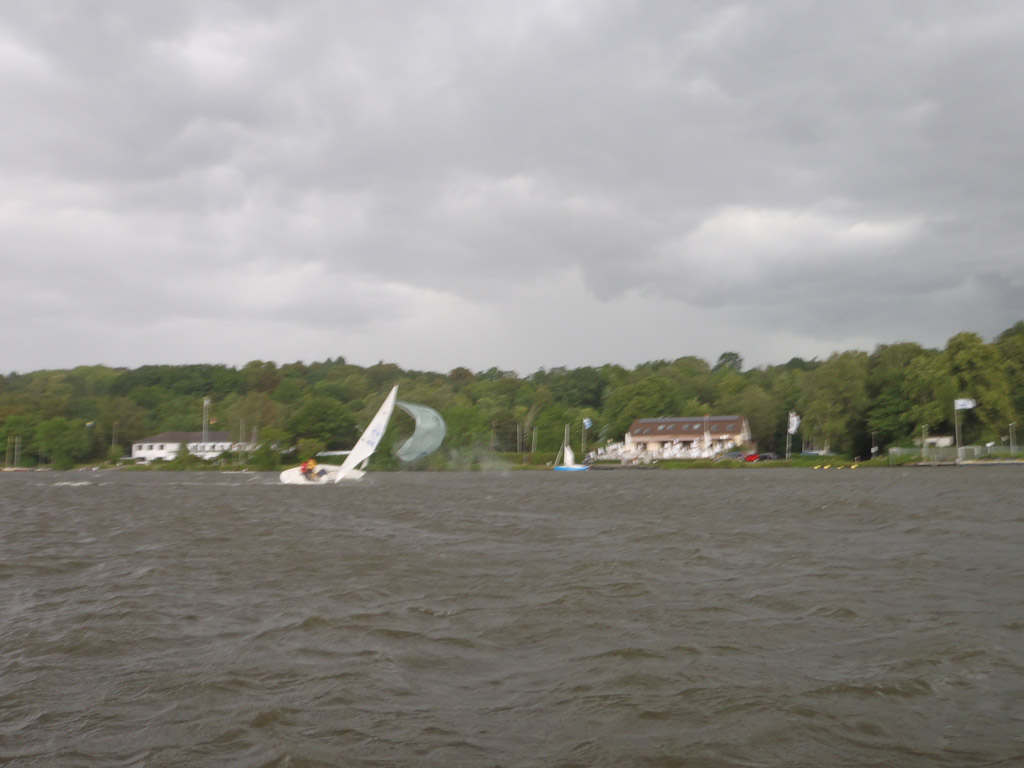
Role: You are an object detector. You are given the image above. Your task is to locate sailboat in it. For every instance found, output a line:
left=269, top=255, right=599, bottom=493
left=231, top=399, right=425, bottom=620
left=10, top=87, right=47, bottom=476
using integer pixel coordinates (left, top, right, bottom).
left=553, top=424, right=590, bottom=471
left=280, top=386, right=399, bottom=484
left=278, top=386, right=447, bottom=484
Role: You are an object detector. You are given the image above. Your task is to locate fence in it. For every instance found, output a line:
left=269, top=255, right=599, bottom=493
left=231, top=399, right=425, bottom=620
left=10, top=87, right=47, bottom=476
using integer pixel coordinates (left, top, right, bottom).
left=888, top=445, right=1020, bottom=463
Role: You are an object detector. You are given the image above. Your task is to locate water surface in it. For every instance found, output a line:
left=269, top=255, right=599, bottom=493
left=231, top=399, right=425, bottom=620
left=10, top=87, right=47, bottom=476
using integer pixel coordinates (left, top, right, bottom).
left=2, top=468, right=1022, bottom=766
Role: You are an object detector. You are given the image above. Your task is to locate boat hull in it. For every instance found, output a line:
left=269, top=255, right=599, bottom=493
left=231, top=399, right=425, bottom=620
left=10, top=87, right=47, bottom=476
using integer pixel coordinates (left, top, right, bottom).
left=278, top=466, right=366, bottom=484
left=553, top=465, right=590, bottom=471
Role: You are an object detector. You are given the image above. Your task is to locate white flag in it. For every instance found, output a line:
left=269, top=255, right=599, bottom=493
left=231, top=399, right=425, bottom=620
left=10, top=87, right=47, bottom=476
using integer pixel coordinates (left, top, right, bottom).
left=583, top=418, right=593, bottom=429
left=787, top=411, right=801, bottom=435
left=954, top=399, right=976, bottom=410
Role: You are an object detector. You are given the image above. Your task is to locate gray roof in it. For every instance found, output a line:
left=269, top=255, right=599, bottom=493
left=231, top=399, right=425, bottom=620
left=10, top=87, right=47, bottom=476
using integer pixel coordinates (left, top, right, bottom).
left=134, top=432, right=231, bottom=443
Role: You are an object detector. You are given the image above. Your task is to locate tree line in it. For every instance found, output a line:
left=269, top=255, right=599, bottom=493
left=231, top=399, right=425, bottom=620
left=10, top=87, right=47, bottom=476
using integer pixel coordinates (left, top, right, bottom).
left=2, top=322, right=1021, bottom=469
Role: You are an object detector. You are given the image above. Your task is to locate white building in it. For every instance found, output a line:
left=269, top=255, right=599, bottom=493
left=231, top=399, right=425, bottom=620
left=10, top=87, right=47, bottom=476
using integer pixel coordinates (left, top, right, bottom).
left=615, top=415, right=753, bottom=461
left=132, top=431, right=240, bottom=463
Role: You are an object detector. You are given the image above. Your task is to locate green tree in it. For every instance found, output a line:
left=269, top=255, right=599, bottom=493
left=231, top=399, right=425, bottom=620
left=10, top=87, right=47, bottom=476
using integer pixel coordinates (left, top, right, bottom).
left=945, top=332, right=1014, bottom=442
left=285, top=397, right=358, bottom=449
left=240, top=360, right=281, bottom=393
left=901, top=352, right=954, bottom=439
left=801, top=351, right=869, bottom=455
left=734, top=384, right=781, bottom=451
left=548, top=366, right=606, bottom=409
left=442, top=404, right=489, bottom=451
left=602, top=376, right=684, bottom=439
left=35, top=417, right=93, bottom=469
left=866, top=343, right=928, bottom=448
left=713, top=352, right=743, bottom=373
left=996, top=324, right=1024, bottom=420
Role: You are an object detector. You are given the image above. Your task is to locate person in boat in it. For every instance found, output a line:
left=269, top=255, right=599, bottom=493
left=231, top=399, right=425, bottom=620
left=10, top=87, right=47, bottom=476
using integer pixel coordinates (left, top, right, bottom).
left=300, top=459, right=317, bottom=480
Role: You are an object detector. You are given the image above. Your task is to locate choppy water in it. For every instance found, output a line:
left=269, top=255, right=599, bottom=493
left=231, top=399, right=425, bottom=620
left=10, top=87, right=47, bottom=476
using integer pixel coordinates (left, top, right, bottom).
left=1, top=468, right=1022, bottom=767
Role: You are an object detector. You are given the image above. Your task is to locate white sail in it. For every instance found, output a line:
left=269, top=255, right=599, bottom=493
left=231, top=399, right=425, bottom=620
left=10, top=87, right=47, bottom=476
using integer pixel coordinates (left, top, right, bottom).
left=553, top=423, right=589, bottom=471
left=334, top=386, right=399, bottom=482
left=563, top=444, right=575, bottom=466
left=394, top=401, right=446, bottom=462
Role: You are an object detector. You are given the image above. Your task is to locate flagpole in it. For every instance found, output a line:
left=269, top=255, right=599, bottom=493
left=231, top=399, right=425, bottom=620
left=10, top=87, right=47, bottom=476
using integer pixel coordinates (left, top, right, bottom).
left=203, top=398, right=210, bottom=446
left=954, top=400, right=961, bottom=465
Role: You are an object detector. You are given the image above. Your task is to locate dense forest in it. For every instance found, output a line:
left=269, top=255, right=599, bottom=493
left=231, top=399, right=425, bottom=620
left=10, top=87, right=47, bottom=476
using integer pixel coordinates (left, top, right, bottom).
left=2, top=323, right=1022, bottom=469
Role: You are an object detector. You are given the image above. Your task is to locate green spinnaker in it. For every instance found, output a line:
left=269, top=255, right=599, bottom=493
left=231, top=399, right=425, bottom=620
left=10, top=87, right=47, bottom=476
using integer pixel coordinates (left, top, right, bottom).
left=394, top=401, right=446, bottom=461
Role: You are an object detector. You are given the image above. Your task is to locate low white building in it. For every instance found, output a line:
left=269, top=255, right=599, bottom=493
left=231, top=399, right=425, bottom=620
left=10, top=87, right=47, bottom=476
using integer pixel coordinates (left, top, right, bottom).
left=132, top=432, right=240, bottom=463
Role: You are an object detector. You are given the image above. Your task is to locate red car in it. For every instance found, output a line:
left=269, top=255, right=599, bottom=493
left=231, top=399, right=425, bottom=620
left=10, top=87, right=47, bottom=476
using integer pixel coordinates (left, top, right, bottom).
left=744, top=453, right=759, bottom=462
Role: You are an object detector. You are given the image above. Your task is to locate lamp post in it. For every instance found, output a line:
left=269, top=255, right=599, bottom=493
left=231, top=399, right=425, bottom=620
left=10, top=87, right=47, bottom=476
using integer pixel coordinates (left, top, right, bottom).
left=1011, top=422, right=1017, bottom=458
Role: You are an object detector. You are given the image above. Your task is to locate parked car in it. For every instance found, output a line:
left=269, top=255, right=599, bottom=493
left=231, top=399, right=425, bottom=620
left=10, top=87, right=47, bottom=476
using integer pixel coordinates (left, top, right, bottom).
left=757, top=452, right=780, bottom=461
left=718, top=451, right=745, bottom=461
left=744, top=453, right=759, bottom=462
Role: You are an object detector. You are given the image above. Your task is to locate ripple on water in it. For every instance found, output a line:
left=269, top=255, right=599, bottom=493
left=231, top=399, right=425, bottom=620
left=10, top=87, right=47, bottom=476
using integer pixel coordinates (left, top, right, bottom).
left=1, top=469, right=1023, bottom=766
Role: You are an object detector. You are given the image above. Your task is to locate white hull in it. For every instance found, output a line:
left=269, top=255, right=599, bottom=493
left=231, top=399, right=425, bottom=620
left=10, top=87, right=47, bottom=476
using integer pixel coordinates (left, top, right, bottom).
left=279, top=465, right=366, bottom=485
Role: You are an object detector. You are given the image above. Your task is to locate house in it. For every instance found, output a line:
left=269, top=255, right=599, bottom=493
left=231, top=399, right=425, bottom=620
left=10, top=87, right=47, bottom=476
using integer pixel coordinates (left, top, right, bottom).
left=132, top=432, right=238, bottom=463
left=621, top=415, right=752, bottom=460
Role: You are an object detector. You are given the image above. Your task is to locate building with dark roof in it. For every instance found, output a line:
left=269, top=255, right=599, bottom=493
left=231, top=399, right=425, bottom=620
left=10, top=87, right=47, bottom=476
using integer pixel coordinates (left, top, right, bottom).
left=623, top=415, right=752, bottom=459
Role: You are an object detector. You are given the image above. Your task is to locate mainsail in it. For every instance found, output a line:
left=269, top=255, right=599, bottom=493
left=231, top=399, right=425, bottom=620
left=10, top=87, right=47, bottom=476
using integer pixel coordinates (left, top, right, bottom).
left=333, top=385, right=399, bottom=482
left=563, top=444, right=576, bottom=466
left=394, top=400, right=447, bottom=462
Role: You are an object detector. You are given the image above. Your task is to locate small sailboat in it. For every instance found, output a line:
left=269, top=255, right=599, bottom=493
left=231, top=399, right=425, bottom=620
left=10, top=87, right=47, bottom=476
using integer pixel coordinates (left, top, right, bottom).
left=279, top=387, right=447, bottom=484
left=553, top=424, right=590, bottom=472
left=280, top=386, right=398, bottom=484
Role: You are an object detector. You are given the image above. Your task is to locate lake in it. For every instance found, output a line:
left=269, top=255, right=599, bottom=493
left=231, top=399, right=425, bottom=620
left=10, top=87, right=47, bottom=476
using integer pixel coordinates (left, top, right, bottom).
left=1, top=468, right=1022, bottom=766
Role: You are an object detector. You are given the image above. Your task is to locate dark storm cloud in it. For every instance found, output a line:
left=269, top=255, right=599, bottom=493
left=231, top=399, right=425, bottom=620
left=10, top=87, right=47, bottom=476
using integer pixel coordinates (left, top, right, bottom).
left=1, top=1, right=1022, bottom=374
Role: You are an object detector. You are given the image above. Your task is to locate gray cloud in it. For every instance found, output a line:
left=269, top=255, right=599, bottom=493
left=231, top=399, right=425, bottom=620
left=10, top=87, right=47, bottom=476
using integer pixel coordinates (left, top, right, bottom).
left=2, top=1, right=1022, bottom=375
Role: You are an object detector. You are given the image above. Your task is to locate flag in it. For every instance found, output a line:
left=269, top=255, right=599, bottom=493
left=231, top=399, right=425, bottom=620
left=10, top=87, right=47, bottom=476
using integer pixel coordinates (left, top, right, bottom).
left=954, top=399, right=976, bottom=410
left=787, top=411, right=801, bottom=435
left=583, top=418, right=593, bottom=429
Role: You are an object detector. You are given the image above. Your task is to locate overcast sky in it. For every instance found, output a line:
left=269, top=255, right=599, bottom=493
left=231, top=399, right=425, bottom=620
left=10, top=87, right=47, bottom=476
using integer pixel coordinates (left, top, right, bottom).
left=3, top=1, right=1022, bottom=376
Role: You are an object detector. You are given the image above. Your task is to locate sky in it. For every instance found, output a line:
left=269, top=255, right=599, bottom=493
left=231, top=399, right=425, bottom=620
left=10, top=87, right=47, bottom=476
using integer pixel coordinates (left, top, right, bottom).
left=3, top=1, right=1023, bottom=376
